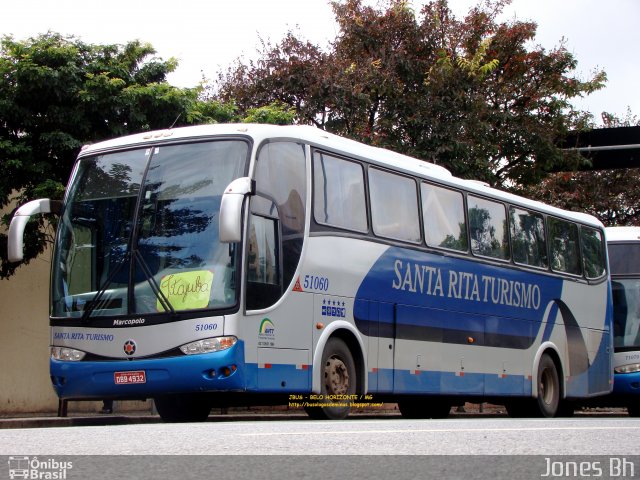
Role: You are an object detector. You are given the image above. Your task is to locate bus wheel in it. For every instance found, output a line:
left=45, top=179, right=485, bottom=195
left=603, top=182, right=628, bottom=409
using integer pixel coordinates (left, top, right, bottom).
left=398, top=397, right=451, bottom=419
left=627, top=403, right=640, bottom=417
left=535, top=354, right=560, bottom=417
left=154, top=394, right=211, bottom=422
left=305, top=337, right=356, bottom=420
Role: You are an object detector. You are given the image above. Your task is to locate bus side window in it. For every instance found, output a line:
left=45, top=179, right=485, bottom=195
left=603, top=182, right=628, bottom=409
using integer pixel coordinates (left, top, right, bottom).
left=246, top=211, right=281, bottom=310
left=509, top=207, right=547, bottom=268
left=254, top=142, right=306, bottom=291
left=581, top=227, right=606, bottom=279
left=421, top=182, right=468, bottom=252
left=468, top=195, right=510, bottom=260
left=369, top=168, right=421, bottom=243
left=313, top=151, right=368, bottom=233
left=548, top=218, right=581, bottom=275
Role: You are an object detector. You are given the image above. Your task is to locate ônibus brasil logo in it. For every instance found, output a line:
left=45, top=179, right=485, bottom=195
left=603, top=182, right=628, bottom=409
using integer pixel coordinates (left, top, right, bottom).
left=8, top=456, right=73, bottom=479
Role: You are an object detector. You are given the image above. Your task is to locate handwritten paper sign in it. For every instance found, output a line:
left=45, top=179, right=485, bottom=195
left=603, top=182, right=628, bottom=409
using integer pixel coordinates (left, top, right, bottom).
left=158, top=270, right=214, bottom=311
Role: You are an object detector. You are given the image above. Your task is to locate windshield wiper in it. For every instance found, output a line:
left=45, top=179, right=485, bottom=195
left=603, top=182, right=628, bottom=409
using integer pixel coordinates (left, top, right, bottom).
left=81, top=253, right=130, bottom=325
left=133, top=249, right=176, bottom=316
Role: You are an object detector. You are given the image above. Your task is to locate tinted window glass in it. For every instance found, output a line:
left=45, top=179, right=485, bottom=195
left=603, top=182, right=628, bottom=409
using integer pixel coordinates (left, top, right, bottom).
left=313, top=152, right=367, bottom=232
left=421, top=183, right=467, bottom=252
left=581, top=227, right=605, bottom=279
left=612, top=278, right=640, bottom=349
left=468, top=195, right=509, bottom=260
left=548, top=218, right=581, bottom=275
left=609, top=243, right=640, bottom=275
left=253, top=142, right=306, bottom=295
left=369, top=168, right=421, bottom=243
left=509, top=207, right=547, bottom=268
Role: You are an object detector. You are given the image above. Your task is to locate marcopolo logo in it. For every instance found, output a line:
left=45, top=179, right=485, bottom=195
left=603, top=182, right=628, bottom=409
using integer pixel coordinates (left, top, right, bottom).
left=8, top=456, right=73, bottom=479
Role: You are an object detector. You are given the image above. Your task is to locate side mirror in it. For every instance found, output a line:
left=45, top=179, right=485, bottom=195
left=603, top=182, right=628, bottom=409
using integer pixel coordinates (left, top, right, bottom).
left=7, top=199, right=62, bottom=262
left=219, top=177, right=255, bottom=243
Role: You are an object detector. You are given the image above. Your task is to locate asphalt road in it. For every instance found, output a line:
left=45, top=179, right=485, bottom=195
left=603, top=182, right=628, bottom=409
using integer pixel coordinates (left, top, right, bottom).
left=1, top=417, right=638, bottom=455
left=2, top=417, right=639, bottom=479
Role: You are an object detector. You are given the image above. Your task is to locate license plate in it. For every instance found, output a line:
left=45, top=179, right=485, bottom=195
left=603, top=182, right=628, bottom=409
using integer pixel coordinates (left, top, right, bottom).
left=114, top=370, right=146, bottom=385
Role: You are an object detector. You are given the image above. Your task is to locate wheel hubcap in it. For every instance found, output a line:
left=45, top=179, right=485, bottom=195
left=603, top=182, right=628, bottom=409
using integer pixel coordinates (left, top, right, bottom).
left=325, top=356, right=349, bottom=395
left=540, top=368, right=554, bottom=405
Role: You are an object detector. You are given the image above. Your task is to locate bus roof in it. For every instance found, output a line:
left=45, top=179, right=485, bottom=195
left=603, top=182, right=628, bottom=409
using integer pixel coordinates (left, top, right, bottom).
left=605, top=226, right=640, bottom=242
left=80, top=123, right=604, bottom=229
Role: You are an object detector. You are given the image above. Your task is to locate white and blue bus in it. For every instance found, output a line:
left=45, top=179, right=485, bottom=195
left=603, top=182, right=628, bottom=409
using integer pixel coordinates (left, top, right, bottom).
left=605, top=226, right=640, bottom=416
left=8, top=124, right=612, bottom=421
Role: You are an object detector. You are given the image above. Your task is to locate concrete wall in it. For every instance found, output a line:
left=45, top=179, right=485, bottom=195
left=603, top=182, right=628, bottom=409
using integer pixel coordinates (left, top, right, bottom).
left=0, top=248, right=59, bottom=413
left=0, top=204, right=152, bottom=415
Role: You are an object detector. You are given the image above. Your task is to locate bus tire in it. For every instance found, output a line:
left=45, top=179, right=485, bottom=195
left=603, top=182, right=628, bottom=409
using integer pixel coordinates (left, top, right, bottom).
left=398, top=397, right=451, bottom=419
left=154, top=393, right=212, bottom=423
left=535, top=353, right=560, bottom=417
left=305, top=337, right=356, bottom=420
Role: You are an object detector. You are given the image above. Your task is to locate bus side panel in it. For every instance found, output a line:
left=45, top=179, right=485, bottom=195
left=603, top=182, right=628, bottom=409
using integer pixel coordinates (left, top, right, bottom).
left=557, top=281, right=613, bottom=398
left=353, top=299, right=395, bottom=393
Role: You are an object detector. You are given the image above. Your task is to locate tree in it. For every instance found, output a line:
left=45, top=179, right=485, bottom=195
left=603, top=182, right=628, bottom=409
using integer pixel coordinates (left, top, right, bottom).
left=0, top=33, right=295, bottom=278
left=213, top=0, right=605, bottom=187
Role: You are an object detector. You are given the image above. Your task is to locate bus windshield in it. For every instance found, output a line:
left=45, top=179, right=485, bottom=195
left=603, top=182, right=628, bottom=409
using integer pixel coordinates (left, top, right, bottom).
left=51, top=140, right=248, bottom=319
left=609, top=242, right=640, bottom=349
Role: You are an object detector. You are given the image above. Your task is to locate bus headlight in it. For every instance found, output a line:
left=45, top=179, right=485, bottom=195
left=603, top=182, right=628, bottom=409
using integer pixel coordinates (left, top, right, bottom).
left=180, top=336, right=237, bottom=355
left=615, top=364, right=640, bottom=374
left=51, top=346, right=86, bottom=361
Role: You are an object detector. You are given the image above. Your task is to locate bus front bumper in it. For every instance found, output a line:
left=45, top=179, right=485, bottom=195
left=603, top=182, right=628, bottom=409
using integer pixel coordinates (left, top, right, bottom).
left=612, top=371, right=640, bottom=396
left=50, top=341, right=246, bottom=399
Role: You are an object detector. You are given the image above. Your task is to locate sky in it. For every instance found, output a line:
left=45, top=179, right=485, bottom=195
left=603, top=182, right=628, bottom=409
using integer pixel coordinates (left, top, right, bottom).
left=1, top=0, right=638, bottom=124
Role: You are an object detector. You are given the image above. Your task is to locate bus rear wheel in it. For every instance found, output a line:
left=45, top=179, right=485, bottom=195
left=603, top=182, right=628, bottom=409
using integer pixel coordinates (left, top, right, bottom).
left=505, top=354, right=560, bottom=418
left=536, top=354, right=560, bottom=417
left=305, top=337, right=357, bottom=420
left=154, top=393, right=212, bottom=422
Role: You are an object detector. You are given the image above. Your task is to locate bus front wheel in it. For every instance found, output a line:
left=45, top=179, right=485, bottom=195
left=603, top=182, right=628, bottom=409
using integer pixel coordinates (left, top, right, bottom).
left=154, top=393, right=212, bottom=422
left=305, top=337, right=357, bottom=420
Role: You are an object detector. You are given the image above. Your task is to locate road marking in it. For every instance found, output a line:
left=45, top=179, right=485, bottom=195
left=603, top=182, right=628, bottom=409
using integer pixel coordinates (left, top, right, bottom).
left=238, top=426, right=640, bottom=437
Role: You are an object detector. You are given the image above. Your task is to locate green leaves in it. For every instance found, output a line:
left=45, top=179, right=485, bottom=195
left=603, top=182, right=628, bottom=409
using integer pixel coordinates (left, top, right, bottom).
left=215, top=0, right=606, bottom=189
left=0, top=33, right=191, bottom=277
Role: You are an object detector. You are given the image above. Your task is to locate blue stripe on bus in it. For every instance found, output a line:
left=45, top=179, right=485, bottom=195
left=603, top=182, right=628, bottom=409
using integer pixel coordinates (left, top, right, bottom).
left=368, top=369, right=530, bottom=396
left=353, top=247, right=565, bottom=349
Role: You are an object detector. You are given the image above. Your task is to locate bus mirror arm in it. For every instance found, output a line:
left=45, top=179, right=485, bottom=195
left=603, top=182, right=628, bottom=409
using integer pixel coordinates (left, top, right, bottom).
left=219, top=177, right=255, bottom=243
left=7, top=198, right=62, bottom=263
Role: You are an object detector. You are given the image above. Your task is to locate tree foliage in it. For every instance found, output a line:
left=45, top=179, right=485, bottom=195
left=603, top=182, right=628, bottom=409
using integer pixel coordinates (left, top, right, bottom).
left=0, top=32, right=293, bottom=278
left=213, top=0, right=606, bottom=187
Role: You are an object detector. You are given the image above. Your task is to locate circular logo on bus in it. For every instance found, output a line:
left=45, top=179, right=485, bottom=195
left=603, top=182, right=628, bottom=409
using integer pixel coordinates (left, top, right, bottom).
left=123, top=340, right=137, bottom=356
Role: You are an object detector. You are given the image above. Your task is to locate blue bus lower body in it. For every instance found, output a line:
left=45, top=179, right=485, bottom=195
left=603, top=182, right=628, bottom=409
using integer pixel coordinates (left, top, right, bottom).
left=613, top=372, right=640, bottom=396
left=50, top=342, right=246, bottom=399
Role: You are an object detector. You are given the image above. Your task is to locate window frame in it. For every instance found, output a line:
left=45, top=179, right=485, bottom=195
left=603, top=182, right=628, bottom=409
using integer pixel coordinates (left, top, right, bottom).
left=466, top=194, right=511, bottom=263
left=312, top=150, right=369, bottom=234
left=420, top=181, right=469, bottom=253
left=368, top=166, right=422, bottom=245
